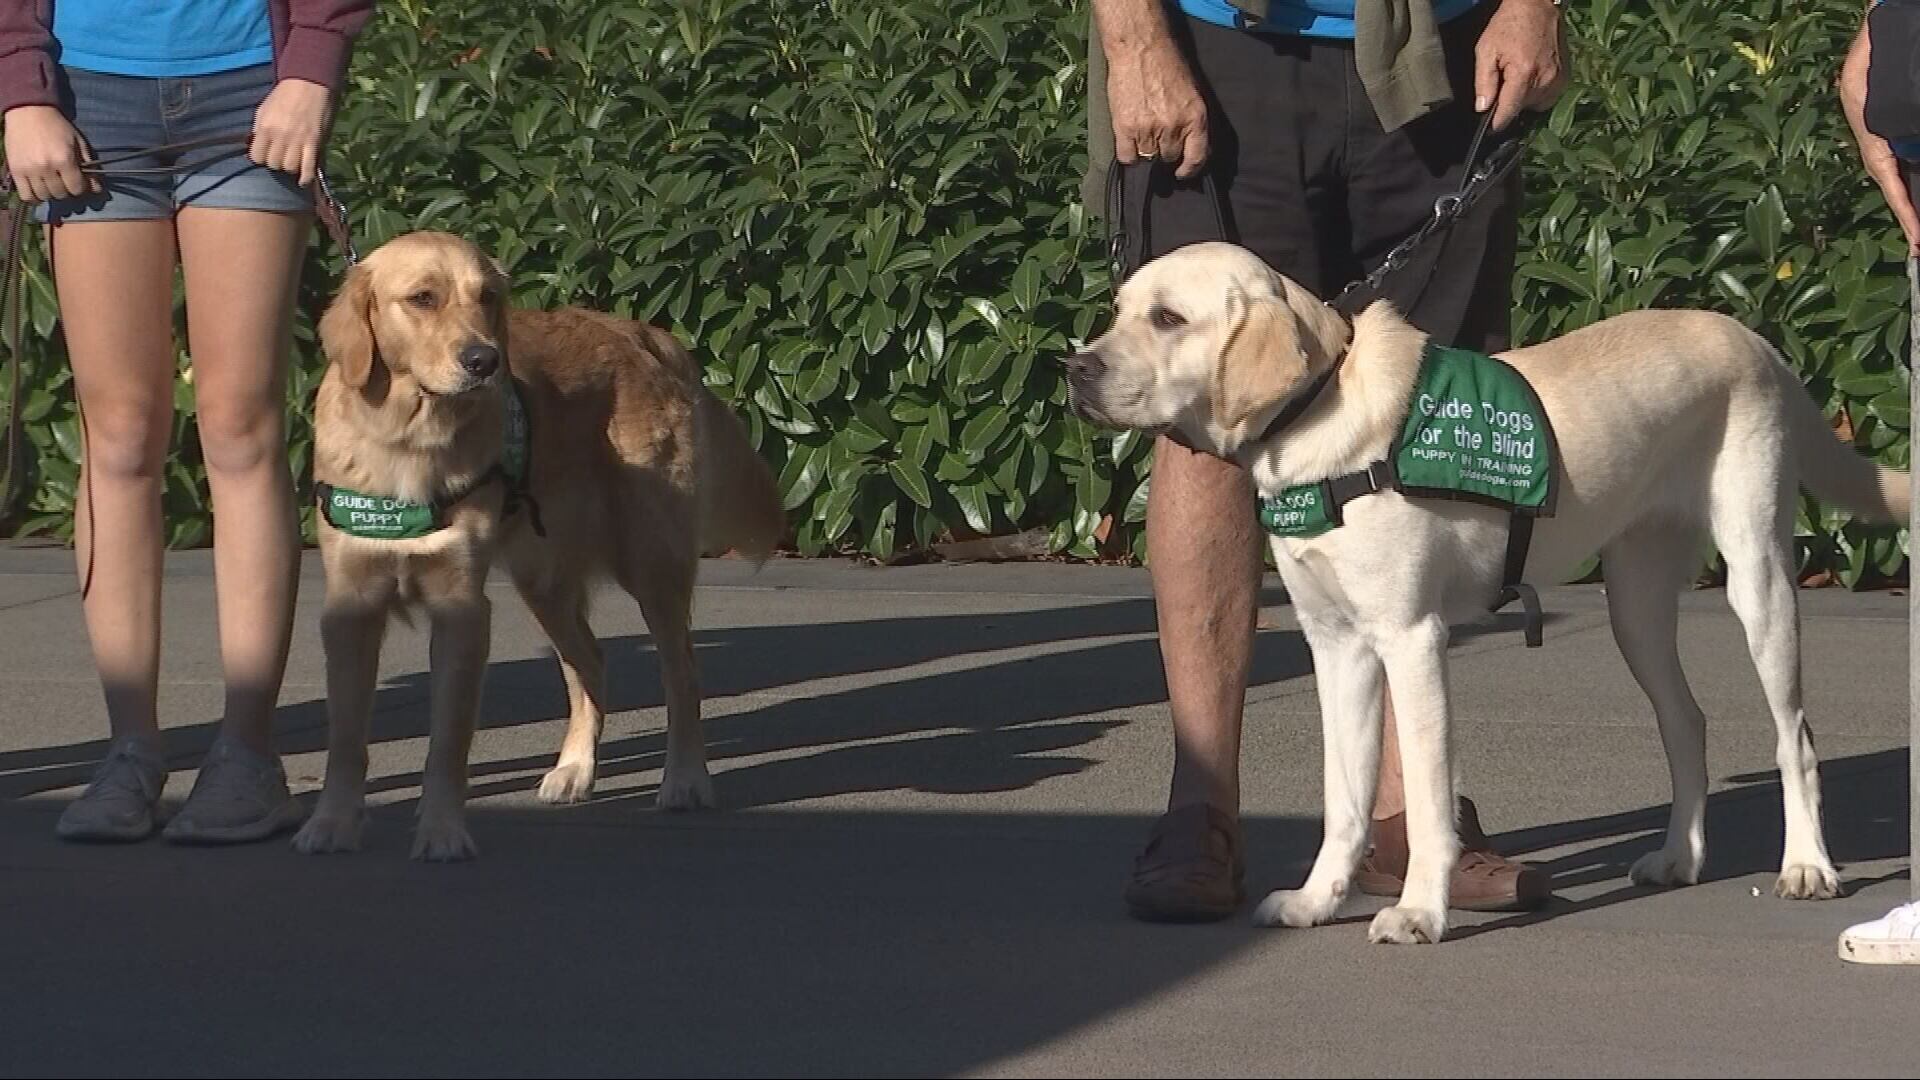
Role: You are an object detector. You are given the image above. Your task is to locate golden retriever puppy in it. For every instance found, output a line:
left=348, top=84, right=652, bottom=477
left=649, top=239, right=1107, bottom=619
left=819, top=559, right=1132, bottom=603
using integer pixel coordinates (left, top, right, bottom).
left=292, top=231, right=783, bottom=860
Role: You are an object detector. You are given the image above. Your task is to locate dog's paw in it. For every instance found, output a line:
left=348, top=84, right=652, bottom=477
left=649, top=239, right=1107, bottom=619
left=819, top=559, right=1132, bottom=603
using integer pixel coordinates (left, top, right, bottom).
left=536, top=761, right=596, bottom=805
left=410, top=814, right=478, bottom=862
left=1629, top=845, right=1703, bottom=888
left=291, top=810, right=364, bottom=855
left=656, top=763, right=715, bottom=812
left=1253, top=886, right=1344, bottom=928
left=1368, top=905, right=1447, bottom=945
left=1774, top=862, right=1840, bottom=900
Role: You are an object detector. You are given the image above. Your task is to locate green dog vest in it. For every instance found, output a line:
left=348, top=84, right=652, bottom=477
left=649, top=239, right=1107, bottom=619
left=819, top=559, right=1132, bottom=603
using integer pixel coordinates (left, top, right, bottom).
left=1256, top=342, right=1559, bottom=644
left=316, top=381, right=543, bottom=541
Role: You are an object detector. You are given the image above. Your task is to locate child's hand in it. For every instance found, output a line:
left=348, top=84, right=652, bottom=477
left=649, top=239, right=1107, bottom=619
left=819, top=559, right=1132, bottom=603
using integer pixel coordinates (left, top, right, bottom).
left=3, top=105, right=97, bottom=203
left=251, top=77, right=332, bottom=188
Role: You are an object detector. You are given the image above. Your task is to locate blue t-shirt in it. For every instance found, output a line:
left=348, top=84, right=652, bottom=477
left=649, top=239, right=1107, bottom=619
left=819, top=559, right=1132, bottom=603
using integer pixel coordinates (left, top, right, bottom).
left=1180, top=0, right=1482, bottom=40
left=53, top=0, right=274, bottom=78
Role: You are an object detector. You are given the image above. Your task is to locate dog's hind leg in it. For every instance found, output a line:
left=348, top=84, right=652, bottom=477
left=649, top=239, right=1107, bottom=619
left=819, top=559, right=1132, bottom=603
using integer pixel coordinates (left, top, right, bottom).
left=618, top=533, right=711, bottom=811
left=1603, top=524, right=1711, bottom=889
left=1255, top=619, right=1384, bottom=929
left=1712, top=453, right=1839, bottom=900
left=516, top=576, right=607, bottom=805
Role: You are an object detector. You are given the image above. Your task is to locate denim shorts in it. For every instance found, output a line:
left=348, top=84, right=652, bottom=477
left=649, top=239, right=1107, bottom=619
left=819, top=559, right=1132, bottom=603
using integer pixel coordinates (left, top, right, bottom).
left=38, top=62, right=311, bottom=224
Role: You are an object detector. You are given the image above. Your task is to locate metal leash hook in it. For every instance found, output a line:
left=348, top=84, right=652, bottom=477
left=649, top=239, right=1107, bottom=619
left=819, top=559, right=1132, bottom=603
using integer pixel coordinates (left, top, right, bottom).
left=315, top=166, right=359, bottom=267
left=1331, top=109, right=1540, bottom=318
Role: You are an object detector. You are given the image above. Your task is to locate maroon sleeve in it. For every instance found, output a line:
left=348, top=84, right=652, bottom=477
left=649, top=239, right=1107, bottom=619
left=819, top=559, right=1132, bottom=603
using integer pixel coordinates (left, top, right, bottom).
left=0, top=0, right=58, bottom=113
left=278, top=0, right=376, bottom=90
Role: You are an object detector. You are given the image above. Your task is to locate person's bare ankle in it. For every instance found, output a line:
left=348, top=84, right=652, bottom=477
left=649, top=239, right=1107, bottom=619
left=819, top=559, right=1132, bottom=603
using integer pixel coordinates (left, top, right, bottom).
left=216, top=717, right=275, bottom=760
left=1168, top=783, right=1238, bottom=818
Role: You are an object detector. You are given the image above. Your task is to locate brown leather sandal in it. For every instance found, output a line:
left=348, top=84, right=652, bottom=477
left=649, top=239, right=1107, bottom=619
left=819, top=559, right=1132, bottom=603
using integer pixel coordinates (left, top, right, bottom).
left=1124, top=803, right=1246, bottom=923
left=1356, top=796, right=1550, bottom=912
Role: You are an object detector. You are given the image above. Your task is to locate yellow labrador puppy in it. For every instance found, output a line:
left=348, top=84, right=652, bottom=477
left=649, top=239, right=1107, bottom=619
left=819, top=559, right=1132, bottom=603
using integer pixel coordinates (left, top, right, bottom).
left=294, top=232, right=783, bottom=860
left=1067, top=241, right=1909, bottom=943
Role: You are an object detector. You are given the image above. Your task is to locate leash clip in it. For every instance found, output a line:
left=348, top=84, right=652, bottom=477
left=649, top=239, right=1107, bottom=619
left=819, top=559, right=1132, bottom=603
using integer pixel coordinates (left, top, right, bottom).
left=315, top=168, right=359, bottom=266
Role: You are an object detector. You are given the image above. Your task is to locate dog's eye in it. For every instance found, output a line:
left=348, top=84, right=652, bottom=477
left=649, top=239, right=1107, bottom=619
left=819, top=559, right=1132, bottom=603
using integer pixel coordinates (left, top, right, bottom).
left=1150, top=306, right=1186, bottom=330
left=407, top=290, right=438, bottom=310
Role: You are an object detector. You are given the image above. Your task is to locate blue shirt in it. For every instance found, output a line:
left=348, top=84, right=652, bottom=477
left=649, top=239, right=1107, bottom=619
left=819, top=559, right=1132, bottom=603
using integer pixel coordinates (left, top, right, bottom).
left=53, top=0, right=274, bottom=78
left=1180, top=0, right=1482, bottom=40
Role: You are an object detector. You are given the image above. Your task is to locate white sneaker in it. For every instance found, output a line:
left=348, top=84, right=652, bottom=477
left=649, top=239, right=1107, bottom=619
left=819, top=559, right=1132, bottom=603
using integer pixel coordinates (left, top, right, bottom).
left=1838, top=900, right=1920, bottom=965
left=55, top=735, right=168, bottom=842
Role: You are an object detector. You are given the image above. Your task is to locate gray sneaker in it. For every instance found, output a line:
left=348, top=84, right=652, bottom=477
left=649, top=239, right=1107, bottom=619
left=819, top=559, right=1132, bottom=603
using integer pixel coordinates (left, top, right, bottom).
left=55, top=736, right=168, bottom=842
left=161, top=736, right=305, bottom=845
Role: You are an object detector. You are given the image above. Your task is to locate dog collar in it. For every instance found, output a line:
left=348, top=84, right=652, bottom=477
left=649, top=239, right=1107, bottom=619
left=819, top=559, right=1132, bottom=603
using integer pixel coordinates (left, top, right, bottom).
left=316, top=380, right=540, bottom=541
left=1251, top=353, right=1345, bottom=449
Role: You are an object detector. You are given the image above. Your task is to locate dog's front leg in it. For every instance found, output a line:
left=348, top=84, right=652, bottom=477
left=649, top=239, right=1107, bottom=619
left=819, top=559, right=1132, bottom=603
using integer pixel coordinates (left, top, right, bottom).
left=1256, top=623, right=1384, bottom=929
left=1370, top=617, right=1459, bottom=944
left=413, top=594, right=491, bottom=861
left=293, top=598, right=388, bottom=855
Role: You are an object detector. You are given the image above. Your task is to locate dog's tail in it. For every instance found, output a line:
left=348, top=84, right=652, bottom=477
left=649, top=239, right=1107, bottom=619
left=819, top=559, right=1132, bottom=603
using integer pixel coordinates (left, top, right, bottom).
left=1777, top=350, right=1910, bottom=525
left=697, top=389, right=787, bottom=563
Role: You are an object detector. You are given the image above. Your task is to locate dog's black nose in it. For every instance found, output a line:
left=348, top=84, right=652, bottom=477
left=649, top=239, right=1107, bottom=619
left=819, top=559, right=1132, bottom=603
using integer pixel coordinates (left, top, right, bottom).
left=1064, top=352, right=1106, bottom=379
left=458, top=343, right=500, bottom=377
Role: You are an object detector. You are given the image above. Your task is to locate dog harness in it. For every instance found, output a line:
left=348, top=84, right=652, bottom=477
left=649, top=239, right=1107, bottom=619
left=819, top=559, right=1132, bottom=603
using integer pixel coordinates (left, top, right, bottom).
left=314, top=380, right=545, bottom=541
left=1256, top=342, right=1559, bottom=645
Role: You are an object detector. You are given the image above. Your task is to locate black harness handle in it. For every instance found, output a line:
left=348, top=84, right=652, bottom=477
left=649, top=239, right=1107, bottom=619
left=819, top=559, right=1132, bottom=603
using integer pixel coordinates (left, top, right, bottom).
left=1105, top=159, right=1232, bottom=286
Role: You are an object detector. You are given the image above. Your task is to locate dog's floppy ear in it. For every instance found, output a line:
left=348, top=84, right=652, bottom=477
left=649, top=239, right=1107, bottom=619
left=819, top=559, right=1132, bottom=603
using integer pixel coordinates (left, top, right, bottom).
left=1280, top=277, right=1351, bottom=371
left=1211, top=281, right=1351, bottom=431
left=318, top=263, right=379, bottom=390
left=1212, top=287, right=1298, bottom=431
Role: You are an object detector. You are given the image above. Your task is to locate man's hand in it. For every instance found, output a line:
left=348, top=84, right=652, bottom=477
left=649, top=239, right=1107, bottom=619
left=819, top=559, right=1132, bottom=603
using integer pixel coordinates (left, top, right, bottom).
left=1474, top=0, right=1567, bottom=132
left=2, top=105, right=96, bottom=203
left=1097, top=0, right=1210, bottom=178
left=1841, top=18, right=1920, bottom=255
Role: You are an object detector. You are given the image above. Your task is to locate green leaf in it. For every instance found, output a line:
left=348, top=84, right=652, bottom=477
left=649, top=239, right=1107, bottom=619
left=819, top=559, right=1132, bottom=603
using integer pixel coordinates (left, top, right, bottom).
left=954, top=483, right=993, bottom=534
left=1010, top=260, right=1042, bottom=312
left=900, top=421, right=933, bottom=470
left=777, top=444, right=828, bottom=510
left=862, top=303, right=893, bottom=356
left=866, top=215, right=901, bottom=275
left=791, top=345, right=845, bottom=403
left=959, top=406, right=1011, bottom=457
left=964, top=297, right=1004, bottom=332
left=888, top=459, right=932, bottom=509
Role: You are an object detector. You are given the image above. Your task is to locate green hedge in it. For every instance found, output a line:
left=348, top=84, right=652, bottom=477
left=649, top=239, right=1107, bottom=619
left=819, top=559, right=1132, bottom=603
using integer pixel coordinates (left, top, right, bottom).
left=0, top=0, right=1910, bottom=583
